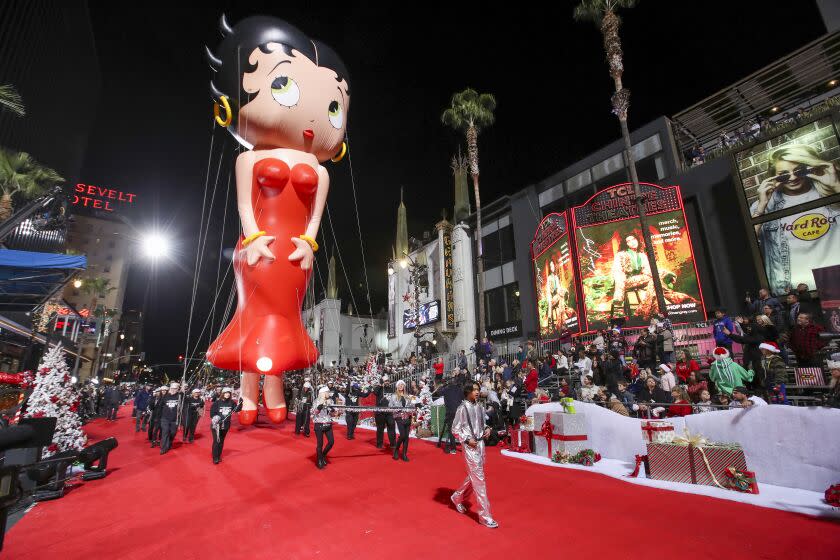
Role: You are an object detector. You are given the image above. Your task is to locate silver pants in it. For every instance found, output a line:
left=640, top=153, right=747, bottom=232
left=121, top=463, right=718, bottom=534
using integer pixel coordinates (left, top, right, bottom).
left=451, top=441, right=493, bottom=524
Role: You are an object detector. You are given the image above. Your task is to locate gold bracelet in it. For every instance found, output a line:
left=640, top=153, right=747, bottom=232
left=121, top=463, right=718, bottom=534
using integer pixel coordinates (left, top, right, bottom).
left=242, top=231, right=266, bottom=247
left=299, top=234, right=318, bottom=252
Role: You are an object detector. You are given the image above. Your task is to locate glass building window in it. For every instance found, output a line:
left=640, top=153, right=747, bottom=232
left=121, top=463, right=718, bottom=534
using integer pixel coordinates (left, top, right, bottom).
left=482, top=225, right=515, bottom=269
left=484, top=282, right=521, bottom=326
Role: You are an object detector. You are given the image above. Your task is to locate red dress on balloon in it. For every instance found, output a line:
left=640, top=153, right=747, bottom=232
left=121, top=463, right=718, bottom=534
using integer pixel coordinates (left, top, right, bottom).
left=207, top=158, right=319, bottom=374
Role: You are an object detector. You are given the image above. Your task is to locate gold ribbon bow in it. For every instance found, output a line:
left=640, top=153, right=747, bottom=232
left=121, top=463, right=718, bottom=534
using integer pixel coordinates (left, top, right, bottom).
left=673, top=429, right=724, bottom=489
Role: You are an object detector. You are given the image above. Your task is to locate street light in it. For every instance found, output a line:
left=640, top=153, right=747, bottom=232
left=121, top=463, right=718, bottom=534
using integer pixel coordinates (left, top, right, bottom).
left=73, top=279, right=83, bottom=289
left=141, top=232, right=170, bottom=259
left=120, top=333, right=125, bottom=340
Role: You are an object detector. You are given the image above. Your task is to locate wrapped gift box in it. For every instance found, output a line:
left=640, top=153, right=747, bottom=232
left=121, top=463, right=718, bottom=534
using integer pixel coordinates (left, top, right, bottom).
left=508, top=429, right=532, bottom=453
left=533, top=411, right=588, bottom=458
left=430, top=404, right=451, bottom=439
left=640, top=420, right=675, bottom=444
left=647, top=441, right=750, bottom=488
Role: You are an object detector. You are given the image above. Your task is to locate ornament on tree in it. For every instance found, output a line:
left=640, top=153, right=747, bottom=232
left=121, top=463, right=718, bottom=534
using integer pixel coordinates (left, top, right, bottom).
left=24, top=345, right=87, bottom=457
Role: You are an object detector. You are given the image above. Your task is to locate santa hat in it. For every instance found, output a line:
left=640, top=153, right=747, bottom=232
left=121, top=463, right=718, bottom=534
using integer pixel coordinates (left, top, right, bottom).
left=713, top=347, right=730, bottom=360
left=759, top=341, right=780, bottom=353
left=658, top=363, right=671, bottom=374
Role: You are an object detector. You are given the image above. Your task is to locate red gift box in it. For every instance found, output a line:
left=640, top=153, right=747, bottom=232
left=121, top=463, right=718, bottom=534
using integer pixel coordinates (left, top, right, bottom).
left=508, top=428, right=532, bottom=453
left=647, top=441, right=749, bottom=488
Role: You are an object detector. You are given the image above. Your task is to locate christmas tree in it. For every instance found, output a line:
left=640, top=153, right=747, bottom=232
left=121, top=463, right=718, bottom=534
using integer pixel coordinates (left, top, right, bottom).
left=24, top=345, right=87, bottom=457
left=414, top=382, right=433, bottom=434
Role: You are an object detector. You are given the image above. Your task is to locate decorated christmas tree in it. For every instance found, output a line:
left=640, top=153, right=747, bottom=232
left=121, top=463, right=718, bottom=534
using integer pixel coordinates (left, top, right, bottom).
left=414, top=382, right=433, bottom=434
left=24, top=345, right=87, bottom=457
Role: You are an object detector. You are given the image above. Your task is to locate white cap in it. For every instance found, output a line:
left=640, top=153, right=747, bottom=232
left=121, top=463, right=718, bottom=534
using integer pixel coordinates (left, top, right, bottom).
left=191, top=388, right=201, bottom=394
left=222, top=387, right=233, bottom=394
left=169, top=382, right=180, bottom=389
left=318, top=386, right=330, bottom=396
left=827, top=360, right=840, bottom=370
left=658, top=364, right=671, bottom=374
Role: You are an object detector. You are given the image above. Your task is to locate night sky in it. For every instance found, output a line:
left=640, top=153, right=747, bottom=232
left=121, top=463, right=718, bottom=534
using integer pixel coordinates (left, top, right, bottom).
left=78, top=1, right=825, bottom=365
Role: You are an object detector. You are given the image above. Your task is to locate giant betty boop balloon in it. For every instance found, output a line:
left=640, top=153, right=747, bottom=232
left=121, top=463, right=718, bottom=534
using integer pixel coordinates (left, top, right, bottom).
left=205, top=15, right=349, bottom=425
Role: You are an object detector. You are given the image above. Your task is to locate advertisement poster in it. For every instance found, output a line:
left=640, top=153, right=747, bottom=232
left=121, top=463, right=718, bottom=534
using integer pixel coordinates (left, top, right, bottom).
left=737, top=118, right=840, bottom=293
left=813, top=264, right=840, bottom=333
left=571, top=183, right=705, bottom=331
left=531, top=212, right=579, bottom=338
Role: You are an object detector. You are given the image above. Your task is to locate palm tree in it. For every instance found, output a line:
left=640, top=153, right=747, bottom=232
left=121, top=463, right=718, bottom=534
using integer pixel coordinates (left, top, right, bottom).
left=0, top=84, right=25, bottom=117
left=442, top=88, right=497, bottom=339
left=0, top=147, right=64, bottom=220
left=81, top=277, right=116, bottom=324
left=574, top=0, right=666, bottom=313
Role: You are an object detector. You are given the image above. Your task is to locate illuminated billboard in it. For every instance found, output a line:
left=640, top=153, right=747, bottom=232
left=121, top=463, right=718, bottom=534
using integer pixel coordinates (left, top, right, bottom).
left=531, top=212, right=579, bottom=338
left=403, top=300, right=440, bottom=330
left=571, top=183, right=705, bottom=331
left=736, top=118, right=840, bottom=294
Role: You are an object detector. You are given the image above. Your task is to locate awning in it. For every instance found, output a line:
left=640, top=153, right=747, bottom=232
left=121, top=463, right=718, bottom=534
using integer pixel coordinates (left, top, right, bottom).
left=0, top=249, right=86, bottom=312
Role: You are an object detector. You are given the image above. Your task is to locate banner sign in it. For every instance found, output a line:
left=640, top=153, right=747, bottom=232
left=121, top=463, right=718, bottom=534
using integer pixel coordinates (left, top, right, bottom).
left=387, top=272, right=396, bottom=338
left=571, top=183, right=705, bottom=331
left=531, top=212, right=580, bottom=338
left=735, top=118, right=840, bottom=294
left=441, top=224, right=455, bottom=329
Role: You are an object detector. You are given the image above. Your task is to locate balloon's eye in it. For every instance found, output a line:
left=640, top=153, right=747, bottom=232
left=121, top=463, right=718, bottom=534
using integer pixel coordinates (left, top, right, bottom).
left=271, top=76, right=300, bottom=107
left=328, top=100, right=344, bottom=129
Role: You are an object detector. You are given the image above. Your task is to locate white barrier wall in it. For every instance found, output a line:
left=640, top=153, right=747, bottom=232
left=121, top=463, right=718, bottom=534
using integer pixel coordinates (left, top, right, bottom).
left=526, top=402, right=840, bottom=493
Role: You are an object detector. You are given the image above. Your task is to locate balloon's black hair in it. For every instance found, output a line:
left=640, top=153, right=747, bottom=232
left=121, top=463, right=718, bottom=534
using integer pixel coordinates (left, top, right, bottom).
left=206, top=14, right=349, bottom=127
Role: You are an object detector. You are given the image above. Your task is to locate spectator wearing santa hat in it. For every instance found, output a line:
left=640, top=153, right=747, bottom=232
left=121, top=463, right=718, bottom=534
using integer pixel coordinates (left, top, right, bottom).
left=759, top=341, right=788, bottom=404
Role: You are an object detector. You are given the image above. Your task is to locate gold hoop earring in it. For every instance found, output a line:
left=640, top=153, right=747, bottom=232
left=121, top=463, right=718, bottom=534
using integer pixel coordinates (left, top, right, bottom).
left=331, top=141, right=347, bottom=163
left=213, top=95, right=232, bottom=127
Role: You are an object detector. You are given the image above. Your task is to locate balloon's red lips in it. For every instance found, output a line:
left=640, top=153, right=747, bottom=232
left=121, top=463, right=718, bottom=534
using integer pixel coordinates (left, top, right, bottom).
left=303, top=129, right=314, bottom=139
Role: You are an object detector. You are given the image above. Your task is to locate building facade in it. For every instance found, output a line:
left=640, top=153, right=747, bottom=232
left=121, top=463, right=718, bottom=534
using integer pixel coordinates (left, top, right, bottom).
left=61, top=213, right=135, bottom=379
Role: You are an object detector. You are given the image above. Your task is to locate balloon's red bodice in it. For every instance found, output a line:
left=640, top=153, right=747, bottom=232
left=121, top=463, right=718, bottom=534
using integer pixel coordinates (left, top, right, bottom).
left=207, top=158, right=319, bottom=374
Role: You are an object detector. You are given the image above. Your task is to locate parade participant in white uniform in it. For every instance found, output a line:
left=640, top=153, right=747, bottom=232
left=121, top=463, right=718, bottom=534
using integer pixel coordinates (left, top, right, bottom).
left=450, top=381, right=498, bottom=528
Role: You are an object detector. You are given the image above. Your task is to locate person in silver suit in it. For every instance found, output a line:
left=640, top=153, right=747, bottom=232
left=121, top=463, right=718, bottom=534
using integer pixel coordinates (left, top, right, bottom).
left=450, top=381, right=498, bottom=528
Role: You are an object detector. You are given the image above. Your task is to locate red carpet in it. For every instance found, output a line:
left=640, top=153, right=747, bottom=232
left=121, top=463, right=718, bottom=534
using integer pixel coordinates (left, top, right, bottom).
left=5, top=405, right=839, bottom=559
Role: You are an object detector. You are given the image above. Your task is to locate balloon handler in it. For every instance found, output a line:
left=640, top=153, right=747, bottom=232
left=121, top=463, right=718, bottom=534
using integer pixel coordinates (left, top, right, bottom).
left=210, top=387, right=241, bottom=464
left=312, top=386, right=341, bottom=469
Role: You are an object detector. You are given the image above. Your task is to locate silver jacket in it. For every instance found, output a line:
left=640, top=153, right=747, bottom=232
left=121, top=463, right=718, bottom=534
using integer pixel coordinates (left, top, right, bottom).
left=452, top=399, right=485, bottom=443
